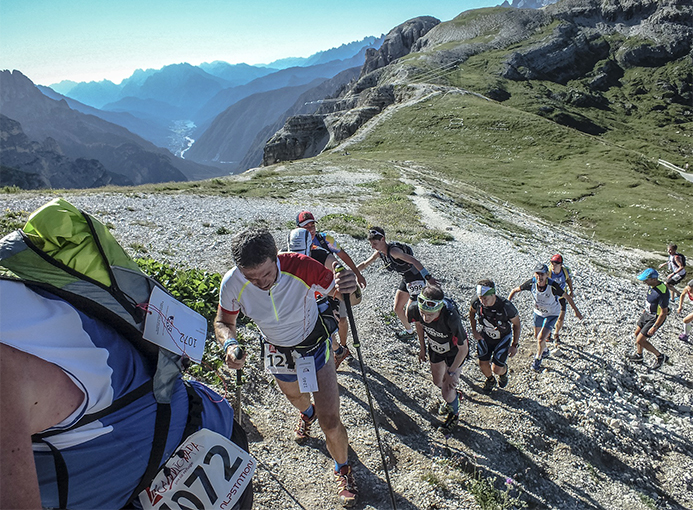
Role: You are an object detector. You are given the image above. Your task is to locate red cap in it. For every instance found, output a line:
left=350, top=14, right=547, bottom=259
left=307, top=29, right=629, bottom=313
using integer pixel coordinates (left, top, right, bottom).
left=550, top=254, right=563, bottom=263
left=296, top=211, right=315, bottom=227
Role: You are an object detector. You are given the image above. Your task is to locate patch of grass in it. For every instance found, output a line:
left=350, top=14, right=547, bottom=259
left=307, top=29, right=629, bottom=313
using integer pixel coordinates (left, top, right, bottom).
left=344, top=90, right=692, bottom=252
left=0, top=209, right=30, bottom=237
left=216, top=226, right=232, bottom=235
left=586, top=463, right=601, bottom=483
left=128, top=242, right=148, bottom=254
left=1, top=185, right=22, bottom=193
left=638, top=492, right=657, bottom=510
left=421, top=470, right=447, bottom=489
left=466, top=472, right=527, bottom=510
left=131, top=219, right=157, bottom=228
left=320, top=213, right=369, bottom=239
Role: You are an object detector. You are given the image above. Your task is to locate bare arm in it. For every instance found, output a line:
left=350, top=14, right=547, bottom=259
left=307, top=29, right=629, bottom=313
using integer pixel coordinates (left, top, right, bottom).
left=508, top=315, right=522, bottom=357
left=389, top=247, right=424, bottom=272
left=468, top=306, right=481, bottom=341
left=508, top=287, right=521, bottom=301
left=336, top=249, right=367, bottom=288
left=562, top=291, right=583, bottom=320
left=357, top=251, right=380, bottom=271
left=214, top=307, right=245, bottom=369
left=0, top=344, right=84, bottom=509
left=648, top=308, right=668, bottom=335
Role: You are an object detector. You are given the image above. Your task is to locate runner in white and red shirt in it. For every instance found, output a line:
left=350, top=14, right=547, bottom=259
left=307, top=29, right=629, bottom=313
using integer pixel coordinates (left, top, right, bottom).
left=214, top=227, right=359, bottom=508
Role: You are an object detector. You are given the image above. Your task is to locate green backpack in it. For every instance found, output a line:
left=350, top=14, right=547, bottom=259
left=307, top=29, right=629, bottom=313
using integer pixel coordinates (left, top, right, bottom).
left=0, top=198, right=197, bottom=506
left=0, top=197, right=171, bottom=366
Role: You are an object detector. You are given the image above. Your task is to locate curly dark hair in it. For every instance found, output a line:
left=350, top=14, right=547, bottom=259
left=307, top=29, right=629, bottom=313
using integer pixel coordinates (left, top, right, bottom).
left=231, top=227, right=278, bottom=268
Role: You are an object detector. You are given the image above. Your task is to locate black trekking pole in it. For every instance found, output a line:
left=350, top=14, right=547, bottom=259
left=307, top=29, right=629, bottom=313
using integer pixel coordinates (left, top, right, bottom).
left=233, top=345, right=245, bottom=424
left=342, top=295, right=398, bottom=510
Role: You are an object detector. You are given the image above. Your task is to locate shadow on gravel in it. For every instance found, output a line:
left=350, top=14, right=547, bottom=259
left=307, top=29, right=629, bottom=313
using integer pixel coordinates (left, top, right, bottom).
left=338, top=366, right=430, bottom=438
left=556, top=345, right=693, bottom=458
left=495, top=392, right=686, bottom=509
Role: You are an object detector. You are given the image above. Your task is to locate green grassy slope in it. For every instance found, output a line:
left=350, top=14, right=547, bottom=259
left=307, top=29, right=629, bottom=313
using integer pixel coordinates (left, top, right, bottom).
left=335, top=8, right=693, bottom=253
left=341, top=90, right=692, bottom=252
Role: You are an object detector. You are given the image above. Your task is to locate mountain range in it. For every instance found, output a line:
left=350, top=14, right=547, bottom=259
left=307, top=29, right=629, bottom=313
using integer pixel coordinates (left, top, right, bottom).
left=0, top=36, right=384, bottom=188
left=2, top=0, right=689, bottom=193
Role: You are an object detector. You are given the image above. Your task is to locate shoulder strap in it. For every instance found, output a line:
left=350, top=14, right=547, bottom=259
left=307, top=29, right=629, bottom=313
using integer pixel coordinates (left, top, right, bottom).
left=316, top=233, right=330, bottom=251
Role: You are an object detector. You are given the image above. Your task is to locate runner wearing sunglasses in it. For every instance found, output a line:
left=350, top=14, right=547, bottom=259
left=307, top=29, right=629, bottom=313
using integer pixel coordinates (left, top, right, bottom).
left=406, top=283, right=469, bottom=434
left=358, top=226, right=436, bottom=340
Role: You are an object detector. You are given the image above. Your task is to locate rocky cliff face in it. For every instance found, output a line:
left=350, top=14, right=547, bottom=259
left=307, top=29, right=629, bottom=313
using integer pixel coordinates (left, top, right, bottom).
left=0, top=114, right=119, bottom=189
left=262, top=17, right=439, bottom=166
left=260, top=0, right=692, bottom=168
left=360, top=17, right=440, bottom=76
left=500, top=0, right=692, bottom=83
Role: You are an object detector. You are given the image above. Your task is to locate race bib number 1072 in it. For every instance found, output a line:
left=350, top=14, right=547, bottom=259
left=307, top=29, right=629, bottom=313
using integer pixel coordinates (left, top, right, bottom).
left=139, top=429, right=255, bottom=510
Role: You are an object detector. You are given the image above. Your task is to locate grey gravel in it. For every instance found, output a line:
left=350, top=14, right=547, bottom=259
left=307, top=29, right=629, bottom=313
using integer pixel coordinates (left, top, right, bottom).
left=3, top=168, right=691, bottom=510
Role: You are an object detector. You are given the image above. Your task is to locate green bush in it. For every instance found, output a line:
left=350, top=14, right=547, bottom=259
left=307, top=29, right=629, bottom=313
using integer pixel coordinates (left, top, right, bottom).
left=136, top=258, right=225, bottom=383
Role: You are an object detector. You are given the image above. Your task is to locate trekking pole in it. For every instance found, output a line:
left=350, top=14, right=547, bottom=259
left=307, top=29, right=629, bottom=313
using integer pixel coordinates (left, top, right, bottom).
left=233, top=346, right=245, bottom=424
left=342, top=296, right=398, bottom=510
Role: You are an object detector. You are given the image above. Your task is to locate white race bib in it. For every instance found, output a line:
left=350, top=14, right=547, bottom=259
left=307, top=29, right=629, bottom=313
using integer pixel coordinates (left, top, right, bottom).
left=139, top=429, right=255, bottom=510
left=263, top=343, right=296, bottom=375
left=430, top=341, right=451, bottom=354
left=296, top=356, right=319, bottom=393
left=143, top=286, right=207, bottom=362
left=406, top=279, right=425, bottom=296
left=483, top=327, right=501, bottom=340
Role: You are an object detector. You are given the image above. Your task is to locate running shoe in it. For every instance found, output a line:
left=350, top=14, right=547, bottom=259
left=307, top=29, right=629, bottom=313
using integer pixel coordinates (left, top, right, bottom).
left=439, top=412, right=459, bottom=434
left=531, top=358, right=542, bottom=371
left=652, top=353, right=668, bottom=370
left=626, top=352, right=644, bottom=363
left=498, top=372, right=509, bottom=388
left=334, top=346, right=351, bottom=370
left=294, top=405, right=317, bottom=443
left=334, top=465, right=358, bottom=507
left=679, top=333, right=689, bottom=343
left=438, top=402, right=451, bottom=415
left=541, top=348, right=551, bottom=359
left=395, top=330, right=417, bottom=340
left=482, top=376, right=496, bottom=392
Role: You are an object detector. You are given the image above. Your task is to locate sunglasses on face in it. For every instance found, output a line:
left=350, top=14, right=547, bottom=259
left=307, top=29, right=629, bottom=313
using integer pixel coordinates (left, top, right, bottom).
left=417, top=295, right=443, bottom=309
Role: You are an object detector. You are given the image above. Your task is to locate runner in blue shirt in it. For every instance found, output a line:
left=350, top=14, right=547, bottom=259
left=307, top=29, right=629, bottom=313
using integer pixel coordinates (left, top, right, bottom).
left=626, top=268, right=669, bottom=369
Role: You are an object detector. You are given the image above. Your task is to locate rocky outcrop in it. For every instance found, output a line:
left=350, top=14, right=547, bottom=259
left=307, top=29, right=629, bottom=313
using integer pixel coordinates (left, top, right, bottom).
left=501, top=22, right=610, bottom=84
left=501, top=0, right=693, bottom=83
left=261, top=18, right=437, bottom=166
left=262, top=115, right=329, bottom=166
left=360, top=17, right=440, bottom=76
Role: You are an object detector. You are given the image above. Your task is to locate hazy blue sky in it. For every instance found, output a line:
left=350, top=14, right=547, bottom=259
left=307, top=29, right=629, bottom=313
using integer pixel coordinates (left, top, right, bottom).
left=1, top=0, right=498, bottom=86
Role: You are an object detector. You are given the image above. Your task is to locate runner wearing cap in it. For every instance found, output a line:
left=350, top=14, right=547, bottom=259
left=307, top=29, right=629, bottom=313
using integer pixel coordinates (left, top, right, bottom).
left=406, top=283, right=469, bottom=434
left=296, top=211, right=367, bottom=368
left=627, top=268, right=669, bottom=369
left=358, top=226, right=436, bottom=340
left=548, top=253, right=574, bottom=352
left=676, top=279, right=693, bottom=342
left=469, top=279, right=521, bottom=391
left=509, top=263, right=583, bottom=371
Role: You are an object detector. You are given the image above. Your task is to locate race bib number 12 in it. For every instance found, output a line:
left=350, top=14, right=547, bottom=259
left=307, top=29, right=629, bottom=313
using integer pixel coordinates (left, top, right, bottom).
left=139, top=429, right=255, bottom=510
